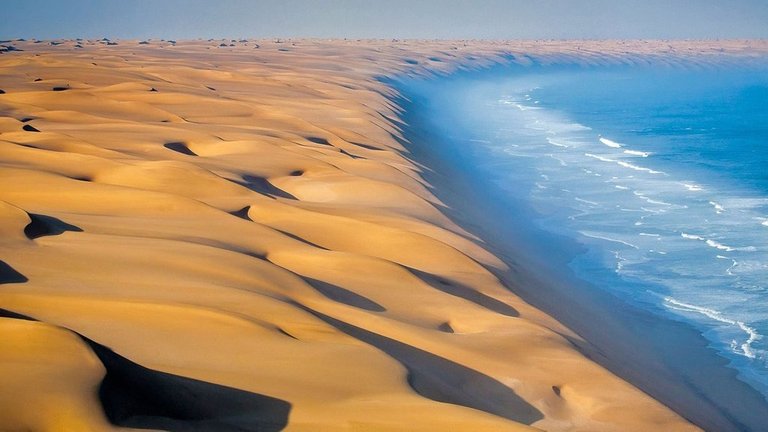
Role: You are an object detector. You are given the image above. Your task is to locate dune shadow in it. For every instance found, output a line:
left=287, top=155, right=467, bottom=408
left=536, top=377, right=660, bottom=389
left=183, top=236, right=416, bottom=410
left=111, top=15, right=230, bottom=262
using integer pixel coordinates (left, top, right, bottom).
left=0, top=308, right=34, bottom=320
left=408, top=268, right=519, bottom=317
left=233, top=175, right=296, bottom=200
left=230, top=206, right=253, bottom=221
left=0, top=308, right=291, bottom=432
left=0, top=260, right=27, bottom=284
left=91, top=341, right=291, bottom=432
left=339, top=148, right=363, bottom=159
left=299, top=305, right=542, bottom=425
left=24, top=213, right=83, bottom=239
left=305, top=137, right=330, bottom=146
left=349, top=141, right=382, bottom=151
left=267, top=228, right=328, bottom=250
left=164, top=142, right=197, bottom=156
left=302, top=277, right=386, bottom=312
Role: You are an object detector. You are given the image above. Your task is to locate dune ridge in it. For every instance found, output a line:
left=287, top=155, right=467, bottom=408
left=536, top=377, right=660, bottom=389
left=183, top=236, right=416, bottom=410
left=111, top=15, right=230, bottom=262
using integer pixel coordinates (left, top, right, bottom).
left=2, top=38, right=765, bottom=431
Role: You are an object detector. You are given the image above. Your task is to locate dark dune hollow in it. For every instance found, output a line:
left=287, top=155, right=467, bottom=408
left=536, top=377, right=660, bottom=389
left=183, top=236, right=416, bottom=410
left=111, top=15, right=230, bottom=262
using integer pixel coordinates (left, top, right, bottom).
left=350, top=141, right=382, bottom=151
left=0, top=308, right=34, bottom=321
left=339, top=149, right=363, bottom=159
left=22, top=124, right=40, bottom=132
left=0, top=309, right=291, bottom=432
left=437, top=322, right=455, bottom=333
left=230, top=206, right=253, bottom=221
left=0, top=261, right=28, bottom=284
left=305, top=137, right=330, bottom=145
left=89, top=341, right=292, bottom=432
left=300, top=306, right=543, bottom=425
left=164, top=142, right=197, bottom=156
left=269, top=229, right=329, bottom=251
left=24, top=213, right=83, bottom=239
left=302, top=277, right=386, bottom=312
left=409, top=268, right=519, bottom=317
left=238, top=175, right=296, bottom=199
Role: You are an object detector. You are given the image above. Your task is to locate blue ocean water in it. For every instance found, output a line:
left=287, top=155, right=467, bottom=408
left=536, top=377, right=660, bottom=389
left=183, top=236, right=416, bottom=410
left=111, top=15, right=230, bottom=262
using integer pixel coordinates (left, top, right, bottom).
left=400, top=60, right=768, bottom=398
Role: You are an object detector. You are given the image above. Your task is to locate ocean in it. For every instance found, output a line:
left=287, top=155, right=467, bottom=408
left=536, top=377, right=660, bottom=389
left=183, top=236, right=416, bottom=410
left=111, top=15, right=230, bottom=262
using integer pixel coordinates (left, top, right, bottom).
left=397, top=57, right=768, bottom=400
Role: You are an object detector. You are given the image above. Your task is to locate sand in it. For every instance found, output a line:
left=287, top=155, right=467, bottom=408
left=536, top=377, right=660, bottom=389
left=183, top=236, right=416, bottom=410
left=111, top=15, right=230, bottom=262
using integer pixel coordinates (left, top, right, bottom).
left=1, top=38, right=765, bottom=431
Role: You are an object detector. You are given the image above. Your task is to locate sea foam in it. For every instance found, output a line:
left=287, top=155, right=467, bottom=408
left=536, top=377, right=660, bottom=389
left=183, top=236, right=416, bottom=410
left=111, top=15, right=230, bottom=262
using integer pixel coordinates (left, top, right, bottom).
left=664, top=297, right=762, bottom=360
left=599, top=137, right=622, bottom=148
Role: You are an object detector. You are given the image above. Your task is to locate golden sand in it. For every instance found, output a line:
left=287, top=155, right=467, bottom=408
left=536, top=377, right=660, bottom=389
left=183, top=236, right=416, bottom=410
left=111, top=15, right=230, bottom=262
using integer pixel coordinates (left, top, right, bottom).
left=3, top=38, right=763, bottom=431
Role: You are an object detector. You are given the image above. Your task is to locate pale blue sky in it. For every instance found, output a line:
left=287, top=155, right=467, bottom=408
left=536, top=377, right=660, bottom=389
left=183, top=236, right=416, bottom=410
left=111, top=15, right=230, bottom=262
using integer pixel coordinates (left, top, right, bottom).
left=1, top=0, right=767, bottom=40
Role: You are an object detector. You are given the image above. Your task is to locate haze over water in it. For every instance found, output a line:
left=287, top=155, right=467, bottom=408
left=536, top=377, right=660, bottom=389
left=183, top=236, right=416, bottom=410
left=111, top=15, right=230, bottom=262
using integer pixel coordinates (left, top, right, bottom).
left=401, top=57, right=768, bottom=398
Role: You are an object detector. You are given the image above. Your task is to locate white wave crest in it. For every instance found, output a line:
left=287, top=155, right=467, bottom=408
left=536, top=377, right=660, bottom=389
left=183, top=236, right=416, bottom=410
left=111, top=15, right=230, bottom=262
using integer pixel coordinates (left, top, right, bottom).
left=710, top=201, right=726, bottom=214
left=634, top=191, right=673, bottom=206
left=663, top=297, right=762, bottom=359
left=682, top=182, right=704, bottom=192
left=616, top=160, right=665, bottom=175
left=585, top=152, right=614, bottom=162
left=681, top=232, right=705, bottom=241
left=579, top=231, right=639, bottom=249
left=599, top=137, right=622, bottom=148
left=546, top=137, right=569, bottom=148
left=574, top=197, right=599, bottom=206
left=587, top=153, right=665, bottom=175
left=623, top=149, right=651, bottom=157
left=706, top=239, right=735, bottom=252
left=680, top=233, right=756, bottom=252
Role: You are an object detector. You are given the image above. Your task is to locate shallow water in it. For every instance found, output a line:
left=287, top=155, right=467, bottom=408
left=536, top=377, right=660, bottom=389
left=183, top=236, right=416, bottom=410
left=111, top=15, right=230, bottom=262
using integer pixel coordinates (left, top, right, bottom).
left=398, top=59, right=768, bottom=399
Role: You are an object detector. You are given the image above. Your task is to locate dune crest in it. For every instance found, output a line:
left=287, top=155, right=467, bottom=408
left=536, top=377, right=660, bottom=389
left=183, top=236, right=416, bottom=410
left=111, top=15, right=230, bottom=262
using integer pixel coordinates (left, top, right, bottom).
left=2, top=39, right=759, bottom=431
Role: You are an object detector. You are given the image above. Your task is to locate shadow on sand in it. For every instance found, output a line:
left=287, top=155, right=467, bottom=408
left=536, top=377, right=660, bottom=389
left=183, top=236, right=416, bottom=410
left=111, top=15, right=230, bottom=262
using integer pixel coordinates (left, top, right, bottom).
left=0, top=308, right=291, bottom=432
left=298, top=304, right=542, bottom=425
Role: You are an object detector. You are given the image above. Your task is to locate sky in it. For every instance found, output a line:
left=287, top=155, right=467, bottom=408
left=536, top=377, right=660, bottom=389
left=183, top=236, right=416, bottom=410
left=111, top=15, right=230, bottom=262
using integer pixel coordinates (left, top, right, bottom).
left=1, top=0, right=767, bottom=40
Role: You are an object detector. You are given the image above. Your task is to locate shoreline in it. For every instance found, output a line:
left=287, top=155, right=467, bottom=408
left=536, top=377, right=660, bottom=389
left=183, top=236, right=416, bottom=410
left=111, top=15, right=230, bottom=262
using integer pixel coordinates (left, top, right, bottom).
left=390, top=67, right=768, bottom=431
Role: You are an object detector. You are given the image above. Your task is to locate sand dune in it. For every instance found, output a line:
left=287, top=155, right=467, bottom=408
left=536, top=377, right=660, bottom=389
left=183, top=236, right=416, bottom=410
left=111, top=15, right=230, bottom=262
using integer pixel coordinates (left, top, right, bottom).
left=2, top=38, right=763, bottom=431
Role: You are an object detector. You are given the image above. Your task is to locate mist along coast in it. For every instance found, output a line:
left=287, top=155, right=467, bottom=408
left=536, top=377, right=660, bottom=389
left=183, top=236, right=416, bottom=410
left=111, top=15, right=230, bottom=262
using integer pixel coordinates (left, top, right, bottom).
left=1, top=39, right=767, bottom=431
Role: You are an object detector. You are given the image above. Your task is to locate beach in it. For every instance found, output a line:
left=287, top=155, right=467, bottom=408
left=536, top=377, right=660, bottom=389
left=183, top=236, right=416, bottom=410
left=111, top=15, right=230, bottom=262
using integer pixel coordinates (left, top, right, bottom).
left=1, top=38, right=766, bottom=431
